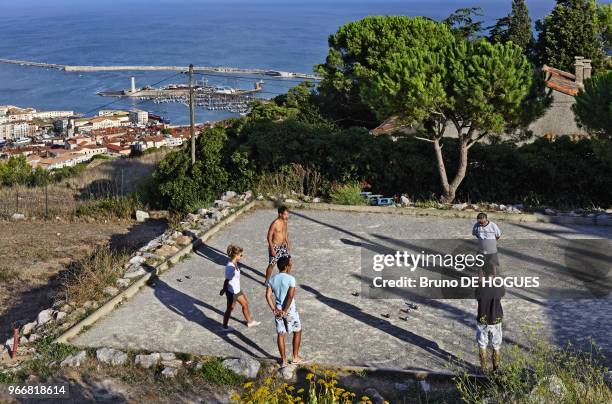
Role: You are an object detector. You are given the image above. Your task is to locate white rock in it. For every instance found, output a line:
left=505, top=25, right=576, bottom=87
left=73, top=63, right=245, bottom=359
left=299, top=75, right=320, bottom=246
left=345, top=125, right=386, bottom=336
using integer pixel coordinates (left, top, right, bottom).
left=116, top=278, right=130, bottom=288
left=4, top=337, right=14, bottom=349
left=505, top=205, right=521, bottom=214
left=279, top=364, right=296, bottom=380
left=419, top=380, right=431, bottom=393
left=222, top=356, right=261, bottom=379
left=312, top=197, right=321, bottom=203
left=19, top=336, right=28, bottom=345
left=103, top=286, right=119, bottom=296
left=128, top=255, right=146, bottom=266
left=256, top=194, right=264, bottom=201
left=284, top=199, right=298, bottom=204
left=197, top=208, right=209, bottom=215
left=499, top=204, right=507, bottom=210
left=124, top=265, right=146, bottom=279
left=11, top=213, right=25, bottom=220
left=160, top=352, right=176, bottom=361
left=400, top=195, right=411, bottom=206
left=96, top=348, right=128, bottom=366
left=214, top=200, right=231, bottom=209
left=60, top=350, right=87, bottom=367
left=37, top=309, right=54, bottom=326
left=240, top=190, right=253, bottom=200
left=28, top=334, right=40, bottom=343
left=221, top=191, right=237, bottom=201
left=161, top=359, right=183, bottom=368
left=135, top=210, right=149, bottom=222
left=21, top=321, right=37, bottom=336
left=55, top=311, right=67, bottom=321
left=544, top=208, right=557, bottom=215
left=161, top=366, right=178, bottom=378
left=452, top=203, right=467, bottom=210
left=490, top=203, right=499, bottom=210
left=83, top=300, right=98, bottom=310
left=135, top=353, right=161, bottom=369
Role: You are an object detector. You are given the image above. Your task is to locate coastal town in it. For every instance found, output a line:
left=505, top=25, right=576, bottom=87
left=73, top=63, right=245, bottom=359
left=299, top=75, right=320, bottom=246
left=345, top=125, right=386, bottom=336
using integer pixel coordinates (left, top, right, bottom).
left=0, top=105, right=200, bottom=170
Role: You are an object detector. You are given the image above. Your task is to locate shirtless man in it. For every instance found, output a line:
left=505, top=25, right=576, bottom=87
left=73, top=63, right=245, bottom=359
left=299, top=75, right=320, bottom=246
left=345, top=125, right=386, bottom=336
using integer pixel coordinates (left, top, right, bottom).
left=265, top=206, right=290, bottom=284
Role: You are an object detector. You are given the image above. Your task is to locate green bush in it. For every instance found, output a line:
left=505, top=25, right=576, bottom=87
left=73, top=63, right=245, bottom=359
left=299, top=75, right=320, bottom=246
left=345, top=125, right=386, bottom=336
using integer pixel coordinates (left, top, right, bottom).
left=453, top=335, right=612, bottom=403
left=330, top=183, right=368, bottom=205
left=196, top=358, right=245, bottom=386
left=75, top=196, right=142, bottom=219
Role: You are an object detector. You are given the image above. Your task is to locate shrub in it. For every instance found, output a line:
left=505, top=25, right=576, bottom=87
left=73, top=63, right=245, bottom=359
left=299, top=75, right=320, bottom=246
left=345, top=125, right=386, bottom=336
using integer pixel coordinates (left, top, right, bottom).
left=254, top=163, right=324, bottom=198
left=150, top=127, right=230, bottom=212
left=233, top=369, right=363, bottom=404
left=0, top=266, right=15, bottom=282
left=25, top=336, right=80, bottom=377
left=196, top=358, right=245, bottom=386
left=452, top=334, right=612, bottom=403
left=74, top=196, right=142, bottom=219
left=330, top=183, right=368, bottom=205
left=60, top=245, right=128, bottom=305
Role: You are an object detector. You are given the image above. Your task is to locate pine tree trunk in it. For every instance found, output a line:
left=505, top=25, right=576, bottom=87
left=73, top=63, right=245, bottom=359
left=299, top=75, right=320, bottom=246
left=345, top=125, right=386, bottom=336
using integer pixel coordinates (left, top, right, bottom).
left=433, top=138, right=452, bottom=202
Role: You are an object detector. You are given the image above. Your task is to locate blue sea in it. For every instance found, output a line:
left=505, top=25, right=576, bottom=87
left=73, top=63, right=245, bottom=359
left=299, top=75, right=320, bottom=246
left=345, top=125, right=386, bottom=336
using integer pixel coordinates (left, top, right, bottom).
left=0, top=0, right=555, bottom=125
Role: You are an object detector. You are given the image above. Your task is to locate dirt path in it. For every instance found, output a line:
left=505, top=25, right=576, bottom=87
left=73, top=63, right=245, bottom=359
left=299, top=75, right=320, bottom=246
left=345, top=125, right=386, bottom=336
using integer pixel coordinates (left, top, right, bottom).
left=0, top=218, right=167, bottom=341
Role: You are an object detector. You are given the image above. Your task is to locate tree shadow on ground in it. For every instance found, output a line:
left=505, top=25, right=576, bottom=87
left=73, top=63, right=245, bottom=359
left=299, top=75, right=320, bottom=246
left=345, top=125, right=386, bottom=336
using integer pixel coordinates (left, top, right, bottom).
left=150, top=276, right=273, bottom=359
left=300, top=284, right=476, bottom=372
left=0, top=220, right=167, bottom=345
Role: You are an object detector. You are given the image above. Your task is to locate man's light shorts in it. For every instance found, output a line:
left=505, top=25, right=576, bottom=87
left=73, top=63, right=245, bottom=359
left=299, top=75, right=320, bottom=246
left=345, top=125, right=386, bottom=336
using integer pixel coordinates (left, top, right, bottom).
left=275, top=307, right=301, bottom=334
left=476, top=322, right=502, bottom=350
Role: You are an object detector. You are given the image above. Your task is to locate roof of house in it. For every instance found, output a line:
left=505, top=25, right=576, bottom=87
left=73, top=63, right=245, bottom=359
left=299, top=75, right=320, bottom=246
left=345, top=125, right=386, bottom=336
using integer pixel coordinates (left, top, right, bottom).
left=370, top=115, right=413, bottom=137
left=542, top=65, right=582, bottom=96
left=142, top=135, right=165, bottom=142
left=106, top=144, right=130, bottom=152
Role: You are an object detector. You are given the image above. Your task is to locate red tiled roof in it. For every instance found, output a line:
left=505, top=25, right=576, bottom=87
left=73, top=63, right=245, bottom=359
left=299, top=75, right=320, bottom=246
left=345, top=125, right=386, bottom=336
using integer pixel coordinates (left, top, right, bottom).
left=370, top=115, right=412, bottom=136
left=542, top=65, right=582, bottom=96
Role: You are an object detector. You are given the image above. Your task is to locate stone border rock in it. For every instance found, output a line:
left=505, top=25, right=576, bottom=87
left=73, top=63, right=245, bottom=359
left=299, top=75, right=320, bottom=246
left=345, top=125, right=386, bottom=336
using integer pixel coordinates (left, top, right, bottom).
left=273, top=201, right=612, bottom=227
left=54, top=199, right=256, bottom=344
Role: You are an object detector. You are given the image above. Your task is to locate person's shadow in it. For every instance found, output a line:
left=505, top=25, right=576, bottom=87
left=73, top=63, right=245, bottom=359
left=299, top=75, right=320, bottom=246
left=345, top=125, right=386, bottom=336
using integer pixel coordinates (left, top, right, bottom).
left=150, top=276, right=273, bottom=359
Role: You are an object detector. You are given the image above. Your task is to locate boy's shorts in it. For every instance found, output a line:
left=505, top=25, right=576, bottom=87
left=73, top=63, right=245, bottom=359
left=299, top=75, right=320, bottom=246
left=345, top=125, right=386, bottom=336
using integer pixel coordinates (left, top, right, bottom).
left=268, top=244, right=289, bottom=265
left=476, top=322, right=502, bottom=350
left=274, top=306, right=301, bottom=334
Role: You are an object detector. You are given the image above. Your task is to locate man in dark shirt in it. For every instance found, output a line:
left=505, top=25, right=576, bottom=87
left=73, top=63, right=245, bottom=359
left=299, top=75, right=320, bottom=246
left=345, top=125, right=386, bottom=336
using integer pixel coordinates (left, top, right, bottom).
left=475, top=270, right=505, bottom=372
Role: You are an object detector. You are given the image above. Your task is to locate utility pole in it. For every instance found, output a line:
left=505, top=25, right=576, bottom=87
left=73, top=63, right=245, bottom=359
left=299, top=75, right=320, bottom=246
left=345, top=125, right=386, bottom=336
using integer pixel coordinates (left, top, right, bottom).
left=189, top=64, right=196, bottom=166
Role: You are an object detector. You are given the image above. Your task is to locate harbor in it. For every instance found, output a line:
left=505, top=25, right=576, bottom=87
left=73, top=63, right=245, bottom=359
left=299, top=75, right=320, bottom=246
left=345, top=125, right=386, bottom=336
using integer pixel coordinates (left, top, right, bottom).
left=98, top=77, right=266, bottom=114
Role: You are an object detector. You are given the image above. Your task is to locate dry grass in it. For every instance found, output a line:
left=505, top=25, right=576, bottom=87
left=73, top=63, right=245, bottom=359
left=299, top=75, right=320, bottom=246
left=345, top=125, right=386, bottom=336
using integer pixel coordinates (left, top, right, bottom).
left=0, top=149, right=169, bottom=219
left=59, top=245, right=129, bottom=306
left=254, top=163, right=323, bottom=197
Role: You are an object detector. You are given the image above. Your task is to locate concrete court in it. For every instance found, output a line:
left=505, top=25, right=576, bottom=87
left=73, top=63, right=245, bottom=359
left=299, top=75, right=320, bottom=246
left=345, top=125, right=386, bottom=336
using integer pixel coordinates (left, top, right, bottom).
left=73, top=208, right=612, bottom=372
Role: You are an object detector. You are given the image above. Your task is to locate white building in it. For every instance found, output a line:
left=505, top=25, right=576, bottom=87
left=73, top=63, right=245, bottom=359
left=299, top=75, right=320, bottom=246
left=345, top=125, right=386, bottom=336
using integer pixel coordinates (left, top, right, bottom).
left=33, top=110, right=74, bottom=120
left=129, top=109, right=149, bottom=126
left=0, top=122, right=35, bottom=140
left=165, top=134, right=184, bottom=147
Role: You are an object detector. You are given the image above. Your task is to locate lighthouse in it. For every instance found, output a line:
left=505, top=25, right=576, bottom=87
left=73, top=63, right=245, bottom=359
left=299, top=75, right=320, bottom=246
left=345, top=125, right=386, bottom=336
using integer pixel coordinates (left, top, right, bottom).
left=131, top=77, right=136, bottom=93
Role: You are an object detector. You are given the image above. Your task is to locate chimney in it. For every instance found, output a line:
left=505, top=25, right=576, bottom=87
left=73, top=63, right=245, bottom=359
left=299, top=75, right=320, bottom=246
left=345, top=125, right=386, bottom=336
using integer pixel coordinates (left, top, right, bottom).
left=582, top=59, right=592, bottom=81
left=131, top=77, right=136, bottom=93
left=574, top=56, right=584, bottom=84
